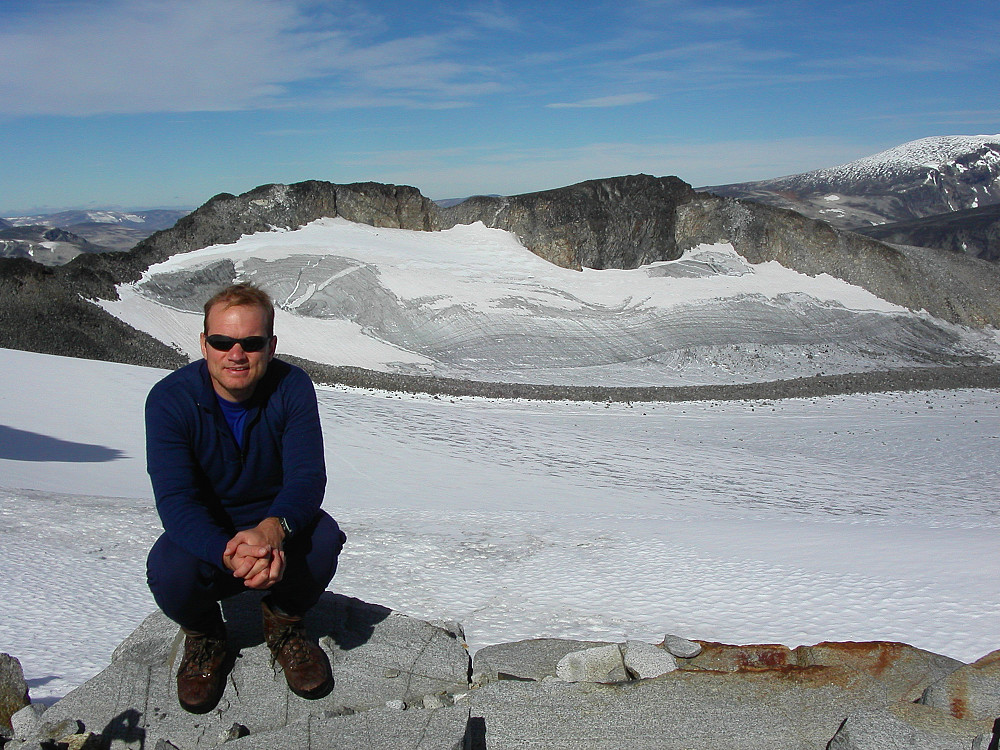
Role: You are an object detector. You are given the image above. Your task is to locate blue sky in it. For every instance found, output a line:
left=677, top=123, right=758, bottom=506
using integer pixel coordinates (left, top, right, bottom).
left=1, top=0, right=998, bottom=214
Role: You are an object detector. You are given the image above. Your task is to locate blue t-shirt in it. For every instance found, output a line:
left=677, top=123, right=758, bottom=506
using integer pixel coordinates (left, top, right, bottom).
left=216, top=394, right=251, bottom=450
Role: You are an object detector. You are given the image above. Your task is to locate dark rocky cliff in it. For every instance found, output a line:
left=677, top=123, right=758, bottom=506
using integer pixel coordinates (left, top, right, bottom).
left=3, top=174, right=1000, bottom=374
left=441, top=174, right=696, bottom=269
left=443, top=175, right=1000, bottom=328
left=674, top=193, right=1000, bottom=327
left=855, top=204, right=1000, bottom=262
left=64, top=181, right=442, bottom=300
left=0, top=181, right=440, bottom=367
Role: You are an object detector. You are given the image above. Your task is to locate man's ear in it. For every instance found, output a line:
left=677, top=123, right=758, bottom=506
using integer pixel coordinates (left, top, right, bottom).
left=267, top=335, right=277, bottom=361
left=199, top=332, right=208, bottom=359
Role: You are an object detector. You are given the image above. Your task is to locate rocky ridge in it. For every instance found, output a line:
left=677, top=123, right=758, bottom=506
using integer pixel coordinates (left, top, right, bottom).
left=3, top=176, right=1000, bottom=396
left=705, top=135, right=1000, bottom=232
left=2, top=594, right=998, bottom=749
left=439, top=174, right=696, bottom=270
left=0, top=210, right=191, bottom=257
left=0, top=225, right=106, bottom=266
left=855, top=204, right=1000, bottom=262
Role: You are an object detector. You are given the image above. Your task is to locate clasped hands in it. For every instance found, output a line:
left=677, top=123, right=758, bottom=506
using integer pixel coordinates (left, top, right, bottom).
left=222, top=517, right=287, bottom=589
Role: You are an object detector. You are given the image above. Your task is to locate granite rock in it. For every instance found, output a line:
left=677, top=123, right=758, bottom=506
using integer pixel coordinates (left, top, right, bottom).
left=685, top=640, right=963, bottom=704
left=623, top=640, right=677, bottom=679
left=828, top=702, right=995, bottom=750
left=9, top=703, right=45, bottom=741
left=472, top=638, right=613, bottom=685
left=39, top=592, right=471, bottom=750
left=555, top=644, right=627, bottom=684
left=221, top=704, right=471, bottom=750
left=919, top=648, right=1000, bottom=722
left=661, top=634, right=702, bottom=659
left=469, top=664, right=890, bottom=750
left=0, top=654, right=30, bottom=734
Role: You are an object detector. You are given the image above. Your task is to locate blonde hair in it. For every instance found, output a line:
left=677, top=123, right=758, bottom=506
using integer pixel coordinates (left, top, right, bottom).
left=203, top=284, right=275, bottom=336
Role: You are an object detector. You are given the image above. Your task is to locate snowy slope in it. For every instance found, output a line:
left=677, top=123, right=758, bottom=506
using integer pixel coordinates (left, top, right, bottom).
left=97, top=218, right=1000, bottom=387
left=1, top=347, right=999, bottom=705
left=807, top=135, right=1000, bottom=185
left=707, top=135, right=1000, bottom=229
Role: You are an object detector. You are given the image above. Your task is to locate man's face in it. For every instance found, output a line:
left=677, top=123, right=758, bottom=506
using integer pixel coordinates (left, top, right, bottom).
left=200, top=302, right=277, bottom=402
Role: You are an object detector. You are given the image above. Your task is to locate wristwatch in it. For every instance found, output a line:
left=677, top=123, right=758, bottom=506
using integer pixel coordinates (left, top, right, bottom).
left=278, top=517, right=293, bottom=537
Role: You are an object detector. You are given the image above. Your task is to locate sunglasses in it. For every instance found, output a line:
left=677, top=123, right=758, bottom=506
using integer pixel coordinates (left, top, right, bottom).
left=205, top=334, right=271, bottom=352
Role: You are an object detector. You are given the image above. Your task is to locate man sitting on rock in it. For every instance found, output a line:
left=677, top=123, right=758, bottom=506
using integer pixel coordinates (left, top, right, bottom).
left=145, top=283, right=346, bottom=713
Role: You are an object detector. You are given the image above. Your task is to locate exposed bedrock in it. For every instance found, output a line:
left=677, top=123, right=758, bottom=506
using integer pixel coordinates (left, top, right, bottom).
left=439, top=173, right=697, bottom=270
left=4, top=175, right=1000, bottom=376
left=9, top=606, right=999, bottom=750
left=673, top=192, right=1000, bottom=328
left=441, top=174, right=1000, bottom=329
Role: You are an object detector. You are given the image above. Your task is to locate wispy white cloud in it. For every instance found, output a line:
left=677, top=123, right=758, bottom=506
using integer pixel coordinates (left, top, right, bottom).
left=670, top=5, right=761, bottom=25
left=0, top=0, right=504, bottom=116
left=455, top=1, right=521, bottom=33
left=546, top=93, right=657, bottom=109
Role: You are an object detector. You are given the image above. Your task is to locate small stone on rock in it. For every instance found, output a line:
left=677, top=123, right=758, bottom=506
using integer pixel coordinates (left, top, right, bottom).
left=10, top=704, right=45, bottom=741
left=556, top=644, right=628, bottom=683
left=662, top=634, right=702, bottom=658
left=62, top=732, right=103, bottom=750
left=36, top=717, right=81, bottom=741
left=218, top=723, right=250, bottom=743
left=423, top=693, right=454, bottom=709
left=624, top=640, right=678, bottom=679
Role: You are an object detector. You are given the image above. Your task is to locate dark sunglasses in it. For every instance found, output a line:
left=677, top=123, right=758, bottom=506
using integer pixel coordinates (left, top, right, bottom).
left=205, top=334, right=271, bottom=352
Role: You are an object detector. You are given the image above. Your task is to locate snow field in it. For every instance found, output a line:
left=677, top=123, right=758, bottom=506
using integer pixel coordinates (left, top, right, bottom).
left=1, top=348, right=998, bottom=704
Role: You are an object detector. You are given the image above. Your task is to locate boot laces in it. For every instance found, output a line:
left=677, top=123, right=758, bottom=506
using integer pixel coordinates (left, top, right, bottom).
left=269, top=623, right=312, bottom=668
left=182, top=635, right=223, bottom=675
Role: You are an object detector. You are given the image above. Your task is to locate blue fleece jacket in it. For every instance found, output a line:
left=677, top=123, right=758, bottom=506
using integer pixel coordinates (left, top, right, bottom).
left=145, top=357, right=327, bottom=568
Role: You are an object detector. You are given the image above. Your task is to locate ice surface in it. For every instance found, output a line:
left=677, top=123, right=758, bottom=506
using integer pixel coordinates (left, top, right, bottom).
left=97, top=218, right=1000, bottom=386
left=1, top=347, right=998, bottom=704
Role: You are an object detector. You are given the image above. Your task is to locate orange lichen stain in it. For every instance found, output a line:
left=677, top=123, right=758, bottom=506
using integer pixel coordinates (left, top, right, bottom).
left=737, top=649, right=791, bottom=669
left=803, top=641, right=906, bottom=676
left=950, top=697, right=968, bottom=719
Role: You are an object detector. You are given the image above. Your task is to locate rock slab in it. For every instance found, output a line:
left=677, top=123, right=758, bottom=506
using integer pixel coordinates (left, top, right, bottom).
left=920, top=648, right=1000, bottom=722
left=0, top=653, right=30, bottom=734
left=38, top=593, right=471, bottom=750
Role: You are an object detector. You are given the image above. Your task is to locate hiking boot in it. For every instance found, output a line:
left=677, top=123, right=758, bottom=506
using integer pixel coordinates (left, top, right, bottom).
left=176, top=626, right=229, bottom=714
left=261, top=598, right=333, bottom=699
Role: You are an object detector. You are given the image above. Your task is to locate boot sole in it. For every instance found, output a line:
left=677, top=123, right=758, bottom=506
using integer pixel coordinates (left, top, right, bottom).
left=289, top=673, right=334, bottom=700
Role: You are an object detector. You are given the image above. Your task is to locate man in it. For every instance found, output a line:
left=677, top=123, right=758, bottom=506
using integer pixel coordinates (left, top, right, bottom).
left=145, top=283, right=345, bottom=714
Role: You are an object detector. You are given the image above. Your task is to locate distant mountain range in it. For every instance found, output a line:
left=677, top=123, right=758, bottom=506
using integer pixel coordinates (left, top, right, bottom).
left=706, top=135, right=1000, bottom=259
left=0, top=209, right=189, bottom=264
left=3, top=169, right=1000, bottom=393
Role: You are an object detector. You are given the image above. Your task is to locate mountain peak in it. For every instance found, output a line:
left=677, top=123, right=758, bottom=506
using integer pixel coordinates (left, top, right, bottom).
left=801, top=134, right=1000, bottom=186
left=706, top=134, right=1000, bottom=235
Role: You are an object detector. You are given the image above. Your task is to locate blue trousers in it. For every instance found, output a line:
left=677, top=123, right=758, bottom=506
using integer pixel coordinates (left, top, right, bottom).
left=147, top=511, right=345, bottom=633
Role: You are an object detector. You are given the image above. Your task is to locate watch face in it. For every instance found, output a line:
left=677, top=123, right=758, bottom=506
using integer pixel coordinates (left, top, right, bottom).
left=280, top=517, right=292, bottom=535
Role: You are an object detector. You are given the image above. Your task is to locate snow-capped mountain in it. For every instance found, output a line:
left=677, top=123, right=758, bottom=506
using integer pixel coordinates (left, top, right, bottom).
left=5, top=176, right=1000, bottom=392
left=0, top=208, right=190, bottom=257
left=3, top=208, right=188, bottom=231
left=705, top=135, right=1000, bottom=232
left=99, top=215, right=1000, bottom=389
left=0, top=225, right=104, bottom=265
